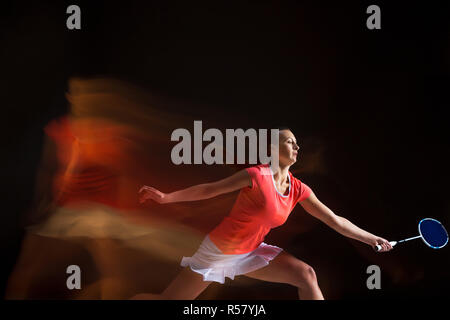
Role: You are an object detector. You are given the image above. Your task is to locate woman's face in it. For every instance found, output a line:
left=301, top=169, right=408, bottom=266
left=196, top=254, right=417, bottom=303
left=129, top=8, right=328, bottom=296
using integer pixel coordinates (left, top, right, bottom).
left=272, top=129, right=299, bottom=166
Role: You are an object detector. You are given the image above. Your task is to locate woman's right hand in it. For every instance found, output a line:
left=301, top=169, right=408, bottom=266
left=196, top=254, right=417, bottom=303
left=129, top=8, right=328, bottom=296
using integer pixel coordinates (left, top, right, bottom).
left=139, top=186, right=169, bottom=204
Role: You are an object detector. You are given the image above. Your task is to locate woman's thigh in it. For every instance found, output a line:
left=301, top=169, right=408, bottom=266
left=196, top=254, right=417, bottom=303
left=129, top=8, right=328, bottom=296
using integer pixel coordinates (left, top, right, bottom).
left=161, top=266, right=213, bottom=300
left=243, top=251, right=314, bottom=287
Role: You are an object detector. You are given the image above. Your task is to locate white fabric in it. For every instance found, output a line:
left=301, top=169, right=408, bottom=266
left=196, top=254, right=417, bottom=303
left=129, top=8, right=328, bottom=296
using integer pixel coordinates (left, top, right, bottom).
left=28, top=203, right=155, bottom=240
left=180, top=234, right=283, bottom=284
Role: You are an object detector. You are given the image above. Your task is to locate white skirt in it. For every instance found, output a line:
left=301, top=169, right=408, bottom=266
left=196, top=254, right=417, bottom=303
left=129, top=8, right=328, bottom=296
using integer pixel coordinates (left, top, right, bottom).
left=180, top=234, right=283, bottom=284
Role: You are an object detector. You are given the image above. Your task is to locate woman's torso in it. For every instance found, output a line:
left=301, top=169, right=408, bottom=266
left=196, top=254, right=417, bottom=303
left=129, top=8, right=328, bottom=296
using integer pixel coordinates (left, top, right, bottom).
left=208, top=164, right=311, bottom=254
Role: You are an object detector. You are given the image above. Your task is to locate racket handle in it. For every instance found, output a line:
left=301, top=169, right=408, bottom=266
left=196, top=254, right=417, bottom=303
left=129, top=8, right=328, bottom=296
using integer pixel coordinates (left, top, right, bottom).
left=375, top=241, right=397, bottom=252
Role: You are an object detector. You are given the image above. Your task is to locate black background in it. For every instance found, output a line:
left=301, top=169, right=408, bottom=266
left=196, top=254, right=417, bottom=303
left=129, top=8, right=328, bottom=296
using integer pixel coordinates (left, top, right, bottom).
left=1, top=0, right=449, bottom=300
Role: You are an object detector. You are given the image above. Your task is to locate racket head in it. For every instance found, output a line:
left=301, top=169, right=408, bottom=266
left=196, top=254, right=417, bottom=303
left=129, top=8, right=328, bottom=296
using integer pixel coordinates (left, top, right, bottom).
left=418, top=218, right=449, bottom=249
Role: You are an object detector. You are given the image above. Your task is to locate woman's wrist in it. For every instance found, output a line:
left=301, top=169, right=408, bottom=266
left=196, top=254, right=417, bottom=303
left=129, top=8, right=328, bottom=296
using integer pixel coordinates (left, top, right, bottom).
left=364, top=234, right=378, bottom=246
left=339, top=218, right=376, bottom=246
left=164, top=192, right=174, bottom=203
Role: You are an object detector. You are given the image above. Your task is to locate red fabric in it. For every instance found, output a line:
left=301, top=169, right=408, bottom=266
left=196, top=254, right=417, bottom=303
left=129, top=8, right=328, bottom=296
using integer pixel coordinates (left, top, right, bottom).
left=44, top=117, right=134, bottom=209
left=209, top=164, right=311, bottom=254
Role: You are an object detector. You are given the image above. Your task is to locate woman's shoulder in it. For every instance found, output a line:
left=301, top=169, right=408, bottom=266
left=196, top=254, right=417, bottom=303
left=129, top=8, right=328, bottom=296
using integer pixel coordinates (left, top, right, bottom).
left=289, top=172, right=312, bottom=201
left=289, top=171, right=306, bottom=186
left=245, top=163, right=271, bottom=177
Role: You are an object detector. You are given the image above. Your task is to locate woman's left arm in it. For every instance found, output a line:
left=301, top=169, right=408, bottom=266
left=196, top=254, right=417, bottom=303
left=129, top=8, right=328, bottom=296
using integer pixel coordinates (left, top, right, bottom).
left=299, top=190, right=392, bottom=252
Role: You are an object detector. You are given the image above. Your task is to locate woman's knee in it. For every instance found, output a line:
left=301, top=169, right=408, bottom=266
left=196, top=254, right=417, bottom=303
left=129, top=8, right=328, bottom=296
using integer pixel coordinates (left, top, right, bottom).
left=291, top=263, right=318, bottom=288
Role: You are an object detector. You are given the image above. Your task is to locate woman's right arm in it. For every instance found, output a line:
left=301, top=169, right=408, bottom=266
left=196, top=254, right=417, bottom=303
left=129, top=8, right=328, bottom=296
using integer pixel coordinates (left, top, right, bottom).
left=139, top=169, right=252, bottom=204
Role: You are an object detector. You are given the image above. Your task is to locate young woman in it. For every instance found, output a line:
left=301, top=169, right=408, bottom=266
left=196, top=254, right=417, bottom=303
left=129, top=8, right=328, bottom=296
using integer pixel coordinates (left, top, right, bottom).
left=134, top=128, right=392, bottom=300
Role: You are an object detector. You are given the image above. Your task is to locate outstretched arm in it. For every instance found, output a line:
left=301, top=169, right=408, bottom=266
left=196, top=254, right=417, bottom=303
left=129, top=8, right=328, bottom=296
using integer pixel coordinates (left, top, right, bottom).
left=139, top=169, right=251, bottom=204
left=299, top=190, right=393, bottom=252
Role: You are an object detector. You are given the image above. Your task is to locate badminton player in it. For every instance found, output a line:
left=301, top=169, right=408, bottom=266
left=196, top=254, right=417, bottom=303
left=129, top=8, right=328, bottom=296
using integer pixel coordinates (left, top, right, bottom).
left=134, top=128, right=392, bottom=300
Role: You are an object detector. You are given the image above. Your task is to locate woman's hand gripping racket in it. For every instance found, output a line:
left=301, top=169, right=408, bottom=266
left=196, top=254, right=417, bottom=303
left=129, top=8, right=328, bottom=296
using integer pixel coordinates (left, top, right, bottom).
left=375, top=218, right=448, bottom=252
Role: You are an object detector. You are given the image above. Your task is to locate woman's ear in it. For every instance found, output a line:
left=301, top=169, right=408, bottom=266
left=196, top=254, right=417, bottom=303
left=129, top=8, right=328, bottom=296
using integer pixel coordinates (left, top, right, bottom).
left=270, top=142, right=279, bottom=153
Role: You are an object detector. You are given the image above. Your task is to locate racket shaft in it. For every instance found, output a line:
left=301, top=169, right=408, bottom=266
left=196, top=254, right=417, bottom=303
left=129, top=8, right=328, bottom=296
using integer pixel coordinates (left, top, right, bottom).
left=398, top=235, right=421, bottom=243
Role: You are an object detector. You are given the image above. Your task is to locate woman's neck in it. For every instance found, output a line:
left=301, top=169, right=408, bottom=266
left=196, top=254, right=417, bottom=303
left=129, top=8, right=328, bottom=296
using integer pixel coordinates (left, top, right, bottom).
left=272, top=164, right=290, bottom=185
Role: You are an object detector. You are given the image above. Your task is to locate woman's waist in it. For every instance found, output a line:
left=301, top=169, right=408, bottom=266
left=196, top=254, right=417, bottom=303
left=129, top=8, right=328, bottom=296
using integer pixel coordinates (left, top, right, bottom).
left=208, top=223, right=269, bottom=255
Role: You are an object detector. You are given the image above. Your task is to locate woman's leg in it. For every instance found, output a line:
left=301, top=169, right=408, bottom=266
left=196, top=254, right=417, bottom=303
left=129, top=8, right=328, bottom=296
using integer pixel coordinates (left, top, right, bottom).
left=5, top=233, right=56, bottom=299
left=86, top=238, right=132, bottom=300
left=243, top=251, right=324, bottom=300
left=131, top=266, right=212, bottom=300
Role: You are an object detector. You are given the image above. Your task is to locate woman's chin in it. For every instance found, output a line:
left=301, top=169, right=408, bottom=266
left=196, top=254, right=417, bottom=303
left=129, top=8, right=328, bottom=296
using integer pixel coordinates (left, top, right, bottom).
left=287, top=158, right=297, bottom=165
left=279, top=156, right=297, bottom=166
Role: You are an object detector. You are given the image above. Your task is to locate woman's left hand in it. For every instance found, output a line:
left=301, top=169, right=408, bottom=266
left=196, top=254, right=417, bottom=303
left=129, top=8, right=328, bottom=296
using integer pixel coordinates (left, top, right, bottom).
left=370, top=236, right=393, bottom=252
